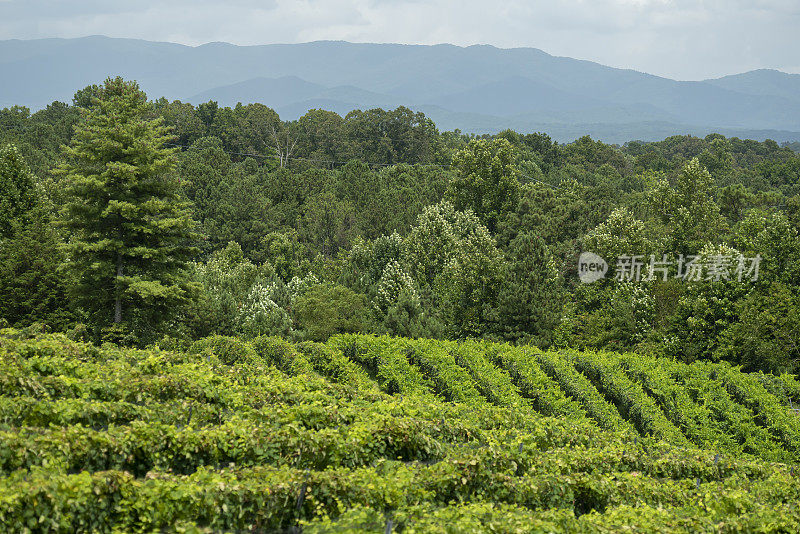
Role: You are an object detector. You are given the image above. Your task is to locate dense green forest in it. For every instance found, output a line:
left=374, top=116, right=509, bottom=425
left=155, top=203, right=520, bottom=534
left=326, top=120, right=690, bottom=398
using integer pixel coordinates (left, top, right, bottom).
left=3, top=76, right=800, bottom=531
left=2, top=77, right=799, bottom=374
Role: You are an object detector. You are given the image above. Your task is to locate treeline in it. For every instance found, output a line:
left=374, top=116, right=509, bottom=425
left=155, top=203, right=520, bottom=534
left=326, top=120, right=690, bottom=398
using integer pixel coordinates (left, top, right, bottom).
left=1, top=77, right=799, bottom=373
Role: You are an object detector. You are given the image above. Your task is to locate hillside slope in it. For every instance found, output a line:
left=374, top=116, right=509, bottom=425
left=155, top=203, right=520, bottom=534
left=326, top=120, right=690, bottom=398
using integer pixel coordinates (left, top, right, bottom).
left=2, top=36, right=800, bottom=142
left=1, top=330, right=800, bottom=531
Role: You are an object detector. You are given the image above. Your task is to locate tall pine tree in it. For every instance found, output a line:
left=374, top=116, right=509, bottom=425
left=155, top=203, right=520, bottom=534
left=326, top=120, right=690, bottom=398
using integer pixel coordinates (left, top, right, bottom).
left=57, top=77, right=197, bottom=342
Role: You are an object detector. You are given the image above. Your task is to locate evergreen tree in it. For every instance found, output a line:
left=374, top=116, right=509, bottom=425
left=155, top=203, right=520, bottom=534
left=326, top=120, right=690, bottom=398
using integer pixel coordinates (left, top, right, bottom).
left=0, top=204, right=72, bottom=329
left=494, top=232, right=564, bottom=346
left=0, top=143, right=37, bottom=238
left=0, top=145, right=72, bottom=328
left=56, top=77, right=197, bottom=341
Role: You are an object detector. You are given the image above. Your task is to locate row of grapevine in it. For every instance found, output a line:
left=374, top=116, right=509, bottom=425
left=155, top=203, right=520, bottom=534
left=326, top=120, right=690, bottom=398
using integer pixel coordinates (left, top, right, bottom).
left=2, top=331, right=800, bottom=532
left=448, top=340, right=530, bottom=408
left=295, top=341, right=380, bottom=392
left=402, top=339, right=487, bottom=404
left=331, top=335, right=432, bottom=395
left=713, top=362, right=800, bottom=451
left=489, top=345, right=588, bottom=418
left=532, top=349, right=635, bottom=433
left=616, top=352, right=743, bottom=454
left=669, top=360, right=793, bottom=462
left=568, top=349, right=690, bottom=445
left=2, top=459, right=797, bottom=532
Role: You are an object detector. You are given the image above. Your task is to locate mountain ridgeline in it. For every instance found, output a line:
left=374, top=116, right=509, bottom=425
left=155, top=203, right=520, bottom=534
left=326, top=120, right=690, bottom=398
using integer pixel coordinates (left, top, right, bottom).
left=2, top=36, right=800, bottom=143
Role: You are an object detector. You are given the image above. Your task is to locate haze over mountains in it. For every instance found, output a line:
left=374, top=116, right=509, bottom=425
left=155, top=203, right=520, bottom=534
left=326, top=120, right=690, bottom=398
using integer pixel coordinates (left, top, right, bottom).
left=2, top=36, right=799, bottom=143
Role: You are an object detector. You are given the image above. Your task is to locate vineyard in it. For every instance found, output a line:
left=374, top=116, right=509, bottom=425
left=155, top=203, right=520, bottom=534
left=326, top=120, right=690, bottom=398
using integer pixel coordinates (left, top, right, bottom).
left=2, top=330, right=800, bottom=532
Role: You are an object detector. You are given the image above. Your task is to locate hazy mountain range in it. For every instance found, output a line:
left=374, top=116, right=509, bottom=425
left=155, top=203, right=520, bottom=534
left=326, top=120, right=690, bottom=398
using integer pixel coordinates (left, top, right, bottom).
left=2, top=36, right=800, bottom=143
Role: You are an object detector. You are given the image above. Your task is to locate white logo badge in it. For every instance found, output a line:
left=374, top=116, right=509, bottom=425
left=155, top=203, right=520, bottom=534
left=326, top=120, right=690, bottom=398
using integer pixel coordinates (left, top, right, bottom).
left=578, top=252, right=608, bottom=283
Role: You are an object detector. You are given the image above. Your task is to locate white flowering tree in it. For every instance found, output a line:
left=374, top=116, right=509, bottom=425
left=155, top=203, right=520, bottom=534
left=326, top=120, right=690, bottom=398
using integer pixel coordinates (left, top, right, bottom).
left=403, top=201, right=504, bottom=337
left=608, top=282, right=656, bottom=346
left=287, top=272, right=320, bottom=303
left=192, top=242, right=265, bottom=336
left=583, top=207, right=654, bottom=271
left=342, top=232, right=403, bottom=293
left=375, top=260, right=418, bottom=313
left=193, top=241, right=294, bottom=339
left=236, top=281, right=292, bottom=338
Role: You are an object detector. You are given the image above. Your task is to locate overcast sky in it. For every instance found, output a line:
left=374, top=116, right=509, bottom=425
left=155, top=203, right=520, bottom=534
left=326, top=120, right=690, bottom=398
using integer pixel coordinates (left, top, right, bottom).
left=1, top=0, right=798, bottom=80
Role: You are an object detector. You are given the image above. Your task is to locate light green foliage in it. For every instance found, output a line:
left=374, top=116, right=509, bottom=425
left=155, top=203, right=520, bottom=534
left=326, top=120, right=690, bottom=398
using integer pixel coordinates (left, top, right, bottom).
left=449, top=340, right=528, bottom=408
left=448, top=138, right=520, bottom=233
left=648, top=158, right=724, bottom=254
left=491, top=345, right=588, bottom=418
left=293, top=284, right=368, bottom=341
left=2, top=332, right=800, bottom=532
left=616, top=352, right=741, bottom=453
left=534, top=349, right=635, bottom=432
left=189, top=334, right=255, bottom=365
left=402, top=200, right=460, bottom=285
left=583, top=207, right=654, bottom=266
left=249, top=335, right=315, bottom=375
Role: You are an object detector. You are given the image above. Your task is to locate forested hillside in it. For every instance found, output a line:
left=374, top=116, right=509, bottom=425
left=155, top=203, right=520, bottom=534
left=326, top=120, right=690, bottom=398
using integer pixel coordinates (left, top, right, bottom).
left=2, top=74, right=800, bottom=532
left=3, top=330, right=800, bottom=531
left=2, top=77, right=799, bottom=375
left=3, top=37, right=800, bottom=143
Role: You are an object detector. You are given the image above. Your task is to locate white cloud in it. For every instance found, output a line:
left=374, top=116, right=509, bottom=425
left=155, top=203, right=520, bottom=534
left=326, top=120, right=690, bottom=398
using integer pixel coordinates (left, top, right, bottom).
left=0, top=0, right=798, bottom=79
